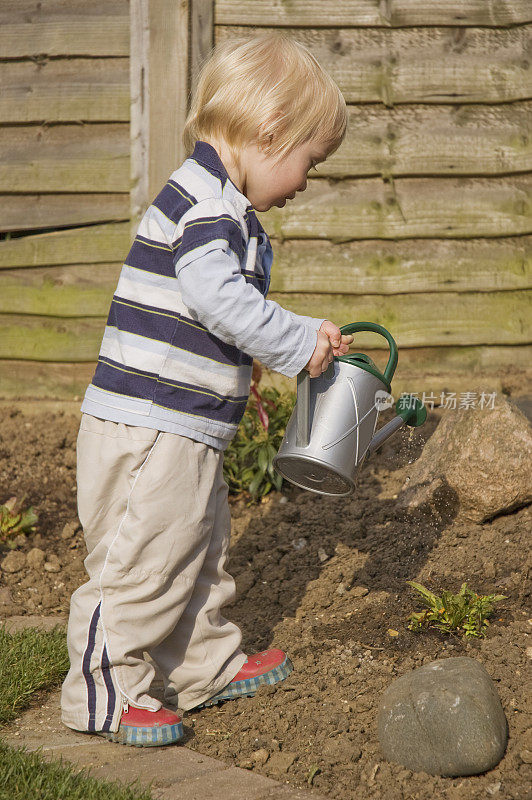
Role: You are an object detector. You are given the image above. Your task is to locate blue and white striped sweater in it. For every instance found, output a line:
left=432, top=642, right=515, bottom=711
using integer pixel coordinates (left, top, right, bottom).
left=82, top=141, right=322, bottom=448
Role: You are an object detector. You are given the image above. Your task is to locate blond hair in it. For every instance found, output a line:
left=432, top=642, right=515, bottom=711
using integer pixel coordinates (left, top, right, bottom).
left=183, top=33, right=347, bottom=161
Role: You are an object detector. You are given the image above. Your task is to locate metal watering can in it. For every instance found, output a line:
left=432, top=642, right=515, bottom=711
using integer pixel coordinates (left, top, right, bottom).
left=273, top=322, right=427, bottom=497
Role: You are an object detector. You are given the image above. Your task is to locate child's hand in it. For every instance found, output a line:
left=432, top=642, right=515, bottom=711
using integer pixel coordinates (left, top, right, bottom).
left=319, top=320, right=353, bottom=356
left=304, top=330, right=334, bottom=377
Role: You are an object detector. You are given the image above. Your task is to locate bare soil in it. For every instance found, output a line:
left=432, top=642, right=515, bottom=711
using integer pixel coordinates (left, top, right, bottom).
left=1, top=405, right=531, bottom=800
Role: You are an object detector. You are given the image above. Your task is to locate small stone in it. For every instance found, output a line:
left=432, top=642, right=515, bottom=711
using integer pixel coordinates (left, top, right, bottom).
left=0, top=586, right=23, bottom=615
left=377, top=656, right=508, bottom=776
left=26, top=547, right=45, bottom=569
left=292, top=537, right=307, bottom=551
left=44, top=561, right=60, bottom=573
left=279, top=496, right=288, bottom=504
left=61, top=521, right=79, bottom=540
left=526, top=647, right=532, bottom=660
left=252, top=748, right=269, bottom=765
left=486, top=782, right=501, bottom=795
left=238, top=759, right=253, bottom=770
left=317, top=547, right=329, bottom=563
left=352, top=586, right=369, bottom=598
left=13, top=533, right=27, bottom=548
left=267, top=751, right=296, bottom=773
left=387, top=629, right=399, bottom=637
left=336, top=582, right=346, bottom=595
left=520, top=749, right=532, bottom=764
left=1, top=551, right=26, bottom=573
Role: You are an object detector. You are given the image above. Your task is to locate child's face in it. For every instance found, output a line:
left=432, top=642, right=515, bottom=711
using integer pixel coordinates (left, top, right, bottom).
left=240, top=138, right=332, bottom=212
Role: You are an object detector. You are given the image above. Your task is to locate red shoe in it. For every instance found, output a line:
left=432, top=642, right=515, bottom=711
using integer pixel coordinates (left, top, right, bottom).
left=97, top=704, right=183, bottom=746
left=196, top=649, right=293, bottom=708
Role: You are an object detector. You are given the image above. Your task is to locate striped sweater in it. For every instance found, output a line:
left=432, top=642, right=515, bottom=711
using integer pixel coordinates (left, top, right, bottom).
left=81, top=141, right=322, bottom=448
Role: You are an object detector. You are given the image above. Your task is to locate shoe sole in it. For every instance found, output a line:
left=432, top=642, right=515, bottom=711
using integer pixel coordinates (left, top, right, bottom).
left=97, top=720, right=184, bottom=747
left=197, top=655, right=293, bottom=708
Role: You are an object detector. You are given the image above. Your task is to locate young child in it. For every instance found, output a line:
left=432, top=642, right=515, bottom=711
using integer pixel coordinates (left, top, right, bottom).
left=61, top=32, right=351, bottom=747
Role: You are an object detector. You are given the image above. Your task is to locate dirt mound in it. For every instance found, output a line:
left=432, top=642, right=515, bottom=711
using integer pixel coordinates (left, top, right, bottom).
left=1, top=405, right=531, bottom=799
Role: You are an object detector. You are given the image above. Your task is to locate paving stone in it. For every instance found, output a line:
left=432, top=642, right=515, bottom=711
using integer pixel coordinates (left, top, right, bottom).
left=2, top=614, right=66, bottom=633
left=258, top=787, right=329, bottom=799
left=4, top=681, right=322, bottom=799
left=157, top=765, right=279, bottom=800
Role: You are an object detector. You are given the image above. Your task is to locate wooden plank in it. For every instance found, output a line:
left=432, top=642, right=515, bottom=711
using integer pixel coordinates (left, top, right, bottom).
left=217, top=26, right=532, bottom=105
left=2, top=347, right=531, bottom=400
left=0, top=1, right=128, bottom=22
left=0, top=316, right=104, bottom=361
left=191, top=0, right=215, bottom=91
left=130, top=0, right=190, bottom=228
left=0, top=18, right=128, bottom=58
left=266, top=290, right=531, bottom=348
left=0, top=360, right=94, bottom=401
left=0, top=124, right=129, bottom=193
left=1, top=290, right=529, bottom=362
left=216, top=1, right=532, bottom=28
left=0, top=59, right=129, bottom=123
left=270, top=236, right=532, bottom=294
left=324, top=103, right=532, bottom=178
left=261, top=175, right=532, bottom=241
left=0, top=194, right=129, bottom=233
left=1, top=237, right=529, bottom=319
left=0, top=223, right=131, bottom=269
left=0, top=264, right=121, bottom=316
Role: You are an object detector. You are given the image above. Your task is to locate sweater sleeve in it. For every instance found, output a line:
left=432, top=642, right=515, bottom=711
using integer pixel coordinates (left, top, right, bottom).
left=173, top=200, right=322, bottom=378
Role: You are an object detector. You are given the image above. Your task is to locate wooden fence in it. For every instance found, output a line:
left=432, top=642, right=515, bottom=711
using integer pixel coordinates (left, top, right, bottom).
left=0, top=0, right=531, bottom=401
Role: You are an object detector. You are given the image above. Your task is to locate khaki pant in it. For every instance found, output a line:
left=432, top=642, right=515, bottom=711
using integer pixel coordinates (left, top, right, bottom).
left=61, top=415, right=246, bottom=734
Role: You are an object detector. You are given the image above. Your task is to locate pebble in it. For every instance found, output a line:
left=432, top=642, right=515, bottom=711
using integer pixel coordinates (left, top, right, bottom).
left=26, top=547, right=45, bottom=569
left=486, top=782, right=501, bottom=795
left=61, top=521, right=79, bottom=540
left=520, top=749, right=532, bottom=763
left=292, top=537, right=307, bottom=551
left=317, top=547, right=329, bottom=562
left=1, top=551, right=26, bottom=573
left=252, top=748, right=269, bottom=765
left=352, top=586, right=369, bottom=598
left=44, top=561, right=61, bottom=573
left=267, top=751, right=296, bottom=773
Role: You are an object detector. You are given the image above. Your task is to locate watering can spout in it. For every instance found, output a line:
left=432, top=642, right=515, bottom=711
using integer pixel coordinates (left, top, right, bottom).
left=368, top=395, right=427, bottom=454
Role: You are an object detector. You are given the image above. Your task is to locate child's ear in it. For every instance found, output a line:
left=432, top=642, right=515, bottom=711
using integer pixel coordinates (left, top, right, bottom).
left=257, top=121, right=277, bottom=152
left=257, top=129, right=274, bottom=152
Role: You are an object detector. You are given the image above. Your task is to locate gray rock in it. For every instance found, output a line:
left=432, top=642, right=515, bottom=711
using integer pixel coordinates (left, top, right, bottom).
left=400, top=395, right=532, bottom=522
left=377, top=657, right=508, bottom=776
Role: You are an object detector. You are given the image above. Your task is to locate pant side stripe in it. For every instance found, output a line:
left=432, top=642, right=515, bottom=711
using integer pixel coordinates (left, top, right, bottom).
left=100, top=643, right=117, bottom=732
left=82, top=602, right=101, bottom=732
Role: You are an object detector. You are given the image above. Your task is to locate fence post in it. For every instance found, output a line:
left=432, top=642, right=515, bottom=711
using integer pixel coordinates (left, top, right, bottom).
left=130, top=0, right=191, bottom=232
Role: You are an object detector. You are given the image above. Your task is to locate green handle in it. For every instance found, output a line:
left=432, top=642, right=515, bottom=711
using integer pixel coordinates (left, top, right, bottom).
left=338, top=322, right=398, bottom=384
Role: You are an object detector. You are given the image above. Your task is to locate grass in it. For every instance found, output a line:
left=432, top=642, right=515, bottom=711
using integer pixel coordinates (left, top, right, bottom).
left=0, top=742, right=154, bottom=800
left=0, top=626, right=154, bottom=800
left=0, top=625, right=69, bottom=725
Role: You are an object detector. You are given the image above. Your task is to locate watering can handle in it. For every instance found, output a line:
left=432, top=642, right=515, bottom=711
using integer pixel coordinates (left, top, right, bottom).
left=339, top=322, right=398, bottom=384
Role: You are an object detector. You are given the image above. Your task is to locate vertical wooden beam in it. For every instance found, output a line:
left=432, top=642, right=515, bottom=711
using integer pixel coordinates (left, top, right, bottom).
left=190, top=0, right=214, bottom=94
left=130, top=0, right=190, bottom=231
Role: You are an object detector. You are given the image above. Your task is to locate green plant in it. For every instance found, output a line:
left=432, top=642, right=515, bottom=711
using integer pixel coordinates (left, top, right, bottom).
left=224, top=384, right=294, bottom=501
left=406, top=581, right=506, bottom=639
left=0, top=496, right=38, bottom=544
